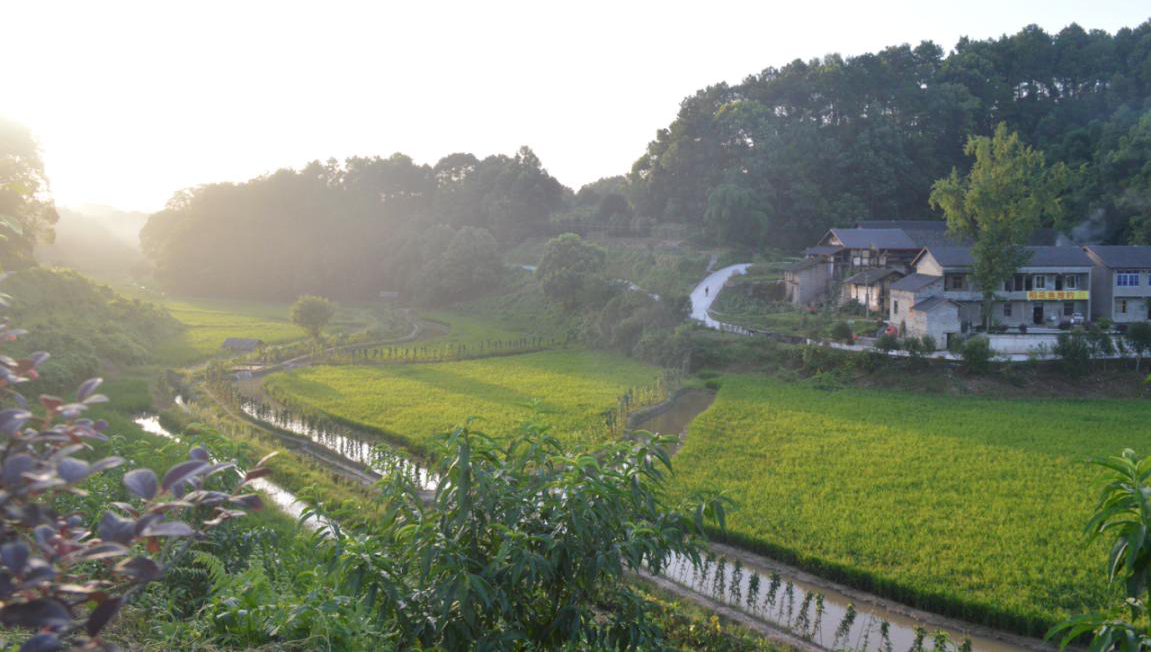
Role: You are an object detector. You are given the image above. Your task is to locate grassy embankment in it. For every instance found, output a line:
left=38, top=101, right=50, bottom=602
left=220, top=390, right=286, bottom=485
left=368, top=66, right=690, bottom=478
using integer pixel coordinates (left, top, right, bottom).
left=669, top=374, right=1143, bottom=637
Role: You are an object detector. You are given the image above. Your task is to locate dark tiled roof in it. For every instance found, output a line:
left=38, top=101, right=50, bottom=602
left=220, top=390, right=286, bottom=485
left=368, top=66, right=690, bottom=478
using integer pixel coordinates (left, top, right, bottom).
left=1085, top=245, right=1151, bottom=269
left=831, top=228, right=918, bottom=250
left=922, top=246, right=1091, bottom=269
left=803, top=245, right=843, bottom=256
left=890, top=273, right=941, bottom=292
left=782, top=258, right=818, bottom=272
left=222, top=337, right=264, bottom=350
left=855, top=220, right=945, bottom=230
left=911, top=296, right=958, bottom=312
left=844, top=268, right=902, bottom=286
left=1024, top=246, right=1093, bottom=267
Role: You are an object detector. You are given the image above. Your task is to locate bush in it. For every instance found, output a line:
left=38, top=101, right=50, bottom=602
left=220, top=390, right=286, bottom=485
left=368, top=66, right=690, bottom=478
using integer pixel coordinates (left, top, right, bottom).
left=920, top=334, right=938, bottom=352
left=1054, top=331, right=1091, bottom=379
left=875, top=332, right=900, bottom=352
left=1018, top=323, right=1028, bottom=334
left=0, top=287, right=257, bottom=650
left=959, top=335, right=994, bottom=374
left=830, top=320, right=854, bottom=343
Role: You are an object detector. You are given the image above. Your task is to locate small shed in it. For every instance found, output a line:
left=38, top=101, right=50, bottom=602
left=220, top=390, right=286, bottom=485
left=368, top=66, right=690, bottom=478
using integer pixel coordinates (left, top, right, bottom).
left=221, top=337, right=264, bottom=352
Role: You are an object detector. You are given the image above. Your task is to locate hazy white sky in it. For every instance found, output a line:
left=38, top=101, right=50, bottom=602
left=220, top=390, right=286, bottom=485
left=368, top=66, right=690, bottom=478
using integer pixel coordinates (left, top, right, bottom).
left=3, top=0, right=1149, bottom=212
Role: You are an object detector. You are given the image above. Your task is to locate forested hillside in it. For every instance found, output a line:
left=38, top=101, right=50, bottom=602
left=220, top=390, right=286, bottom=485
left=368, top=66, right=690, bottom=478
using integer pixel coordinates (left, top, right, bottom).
left=630, top=21, right=1151, bottom=248
left=140, top=21, right=1151, bottom=301
left=140, top=148, right=561, bottom=299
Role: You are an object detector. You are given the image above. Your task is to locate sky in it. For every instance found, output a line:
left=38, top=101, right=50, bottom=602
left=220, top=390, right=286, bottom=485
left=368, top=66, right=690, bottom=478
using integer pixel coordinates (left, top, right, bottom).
left=3, top=0, right=1149, bottom=213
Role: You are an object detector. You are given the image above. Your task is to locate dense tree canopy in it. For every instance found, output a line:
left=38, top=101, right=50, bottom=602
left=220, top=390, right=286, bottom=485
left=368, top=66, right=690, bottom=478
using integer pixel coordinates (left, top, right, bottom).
left=141, top=150, right=561, bottom=300
left=0, top=117, right=58, bottom=268
left=629, top=21, right=1151, bottom=248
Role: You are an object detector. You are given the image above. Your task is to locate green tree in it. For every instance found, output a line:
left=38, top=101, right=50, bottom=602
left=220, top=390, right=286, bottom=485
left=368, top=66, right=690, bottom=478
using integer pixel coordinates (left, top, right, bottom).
left=930, top=124, right=1073, bottom=329
left=536, top=233, right=607, bottom=311
left=1126, top=322, right=1151, bottom=373
left=290, top=295, right=337, bottom=341
left=315, top=422, right=729, bottom=651
left=0, top=117, right=58, bottom=268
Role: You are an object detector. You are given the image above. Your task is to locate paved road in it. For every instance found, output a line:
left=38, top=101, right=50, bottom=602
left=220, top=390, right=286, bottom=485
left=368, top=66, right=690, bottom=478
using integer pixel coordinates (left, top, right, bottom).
left=689, top=263, right=751, bottom=332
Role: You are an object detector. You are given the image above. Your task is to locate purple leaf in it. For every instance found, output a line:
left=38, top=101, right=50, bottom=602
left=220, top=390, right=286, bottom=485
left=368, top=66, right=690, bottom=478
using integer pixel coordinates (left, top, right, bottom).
left=97, top=512, right=136, bottom=544
left=1, top=542, right=28, bottom=574
left=75, top=378, right=102, bottom=401
left=0, top=409, right=31, bottom=434
left=161, top=460, right=209, bottom=493
left=84, top=597, right=122, bottom=637
left=0, top=598, right=72, bottom=628
left=2, top=454, right=37, bottom=486
left=19, top=632, right=61, bottom=651
left=116, top=557, right=161, bottom=582
left=188, top=446, right=209, bottom=462
left=140, top=520, right=194, bottom=538
left=123, top=469, right=158, bottom=500
left=56, top=457, right=89, bottom=483
left=69, top=543, right=131, bottom=561
left=230, top=494, right=264, bottom=510
left=88, top=456, right=124, bottom=474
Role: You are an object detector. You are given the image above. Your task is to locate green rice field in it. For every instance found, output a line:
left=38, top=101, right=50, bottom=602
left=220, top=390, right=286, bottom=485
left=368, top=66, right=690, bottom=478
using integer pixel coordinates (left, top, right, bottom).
left=263, top=349, right=660, bottom=450
left=669, top=375, right=1147, bottom=635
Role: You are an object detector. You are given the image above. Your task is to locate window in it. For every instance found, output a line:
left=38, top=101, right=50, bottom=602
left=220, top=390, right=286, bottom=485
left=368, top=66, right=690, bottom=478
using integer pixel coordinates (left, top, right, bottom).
left=1003, top=303, right=1013, bottom=317
left=893, top=300, right=899, bottom=314
left=1117, top=271, right=1141, bottom=287
left=1034, top=275, right=1047, bottom=289
left=1064, top=302, right=1075, bottom=317
left=1065, top=275, right=1078, bottom=290
left=946, top=275, right=966, bottom=291
left=1118, top=299, right=1129, bottom=314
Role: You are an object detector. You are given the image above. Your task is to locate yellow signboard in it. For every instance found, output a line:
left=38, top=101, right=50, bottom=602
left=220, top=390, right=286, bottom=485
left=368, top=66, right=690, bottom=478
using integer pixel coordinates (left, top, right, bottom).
left=1025, top=290, right=1089, bottom=301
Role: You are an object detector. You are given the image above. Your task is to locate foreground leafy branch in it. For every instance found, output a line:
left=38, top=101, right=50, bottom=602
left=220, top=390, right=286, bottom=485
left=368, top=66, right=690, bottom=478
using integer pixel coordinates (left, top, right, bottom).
left=0, top=280, right=262, bottom=650
left=1050, top=449, right=1151, bottom=650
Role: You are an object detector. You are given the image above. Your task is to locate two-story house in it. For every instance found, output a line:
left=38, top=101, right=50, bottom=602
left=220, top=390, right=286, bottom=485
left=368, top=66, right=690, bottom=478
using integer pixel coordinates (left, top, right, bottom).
left=1083, top=246, right=1151, bottom=323
left=904, top=246, right=1093, bottom=336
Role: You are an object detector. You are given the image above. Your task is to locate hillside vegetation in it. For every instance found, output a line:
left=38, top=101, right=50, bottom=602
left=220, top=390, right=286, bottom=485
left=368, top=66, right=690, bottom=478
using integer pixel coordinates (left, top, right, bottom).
left=2, top=268, right=180, bottom=390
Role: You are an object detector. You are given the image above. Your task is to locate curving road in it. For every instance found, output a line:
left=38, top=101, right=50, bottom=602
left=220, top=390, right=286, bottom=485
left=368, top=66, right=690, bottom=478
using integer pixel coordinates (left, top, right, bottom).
left=689, top=263, right=752, bottom=333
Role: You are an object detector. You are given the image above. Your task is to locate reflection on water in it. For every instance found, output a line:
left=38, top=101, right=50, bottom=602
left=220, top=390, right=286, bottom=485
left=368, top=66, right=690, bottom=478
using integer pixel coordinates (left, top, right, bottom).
left=133, top=414, right=330, bottom=533
left=659, top=551, right=1022, bottom=652
left=237, top=400, right=437, bottom=491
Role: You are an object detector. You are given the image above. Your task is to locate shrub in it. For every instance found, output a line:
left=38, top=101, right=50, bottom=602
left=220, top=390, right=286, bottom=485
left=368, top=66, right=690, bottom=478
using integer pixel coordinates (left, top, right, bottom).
left=0, top=284, right=257, bottom=650
left=830, top=320, right=854, bottom=343
left=959, top=335, right=994, bottom=374
left=1054, top=331, right=1091, bottom=379
left=920, top=334, right=938, bottom=352
left=875, top=332, right=900, bottom=352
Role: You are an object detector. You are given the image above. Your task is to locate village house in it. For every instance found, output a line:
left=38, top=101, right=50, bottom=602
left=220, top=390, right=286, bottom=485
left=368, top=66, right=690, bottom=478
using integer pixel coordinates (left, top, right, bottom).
left=1084, top=246, right=1151, bottom=324
left=785, top=220, right=1056, bottom=308
left=896, top=246, right=1094, bottom=347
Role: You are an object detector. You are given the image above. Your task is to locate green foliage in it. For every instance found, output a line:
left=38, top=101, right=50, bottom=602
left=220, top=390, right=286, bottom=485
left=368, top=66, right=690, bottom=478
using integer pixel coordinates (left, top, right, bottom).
left=630, top=22, right=1151, bottom=248
left=1055, top=331, right=1092, bottom=379
left=875, top=332, right=900, bottom=352
left=290, top=294, right=337, bottom=341
left=0, top=117, right=58, bottom=268
left=319, top=423, right=728, bottom=650
left=409, top=225, right=503, bottom=303
left=1049, top=450, right=1151, bottom=651
left=140, top=149, right=562, bottom=300
left=959, top=335, right=994, bottom=374
left=831, top=320, right=854, bottom=343
left=669, top=376, right=1146, bottom=635
left=536, top=233, right=608, bottom=311
left=1126, top=322, right=1151, bottom=372
left=930, top=123, right=1073, bottom=327
left=1, top=268, right=180, bottom=391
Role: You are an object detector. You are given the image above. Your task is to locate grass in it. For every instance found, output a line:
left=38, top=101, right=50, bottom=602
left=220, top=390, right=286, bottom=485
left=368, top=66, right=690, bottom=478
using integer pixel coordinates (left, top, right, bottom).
left=668, top=374, right=1144, bottom=636
left=263, top=349, right=661, bottom=451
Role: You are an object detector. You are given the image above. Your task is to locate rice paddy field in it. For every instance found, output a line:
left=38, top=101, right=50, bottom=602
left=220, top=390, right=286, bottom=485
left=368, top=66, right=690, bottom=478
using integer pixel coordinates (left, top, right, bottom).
left=263, top=349, right=660, bottom=450
left=152, top=297, right=371, bottom=365
left=669, top=375, right=1147, bottom=636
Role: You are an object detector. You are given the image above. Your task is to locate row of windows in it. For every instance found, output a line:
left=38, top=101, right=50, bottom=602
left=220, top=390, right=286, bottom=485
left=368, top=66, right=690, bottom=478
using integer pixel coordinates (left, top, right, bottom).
left=1001, top=274, right=1080, bottom=292
left=1117, top=270, right=1144, bottom=287
left=1002, top=302, right=1078, bottom=317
